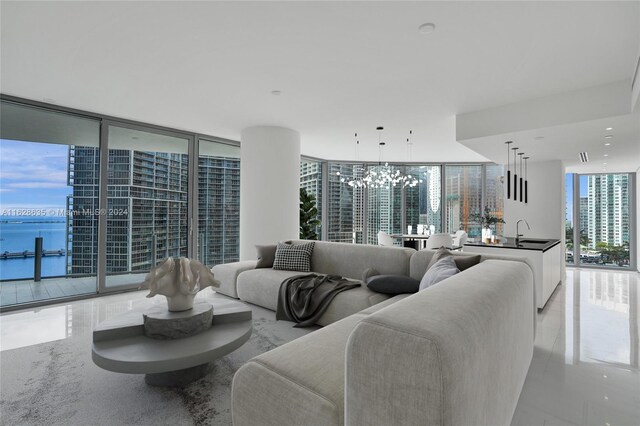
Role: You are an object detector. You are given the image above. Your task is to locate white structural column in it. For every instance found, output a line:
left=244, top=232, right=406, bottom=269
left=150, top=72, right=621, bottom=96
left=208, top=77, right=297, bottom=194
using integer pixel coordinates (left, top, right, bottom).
left=240, top=126, right=300, bottom=260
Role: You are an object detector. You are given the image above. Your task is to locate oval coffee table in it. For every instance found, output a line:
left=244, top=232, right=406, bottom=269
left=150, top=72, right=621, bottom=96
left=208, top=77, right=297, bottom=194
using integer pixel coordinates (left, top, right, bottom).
left=92, top=298, right=252, bottom=386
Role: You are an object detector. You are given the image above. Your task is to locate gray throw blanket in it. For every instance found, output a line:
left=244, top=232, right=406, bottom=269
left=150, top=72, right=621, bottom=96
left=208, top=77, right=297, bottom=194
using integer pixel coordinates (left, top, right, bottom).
left=276, top=274, right=360, bottom=327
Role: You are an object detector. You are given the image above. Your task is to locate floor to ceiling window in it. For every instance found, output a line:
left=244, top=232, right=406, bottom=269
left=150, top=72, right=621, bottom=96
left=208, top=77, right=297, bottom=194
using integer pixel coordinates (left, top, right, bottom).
left=484, top=164, right=505, bottom=237
left=198, top=140, right=240, bottom=267
left=405, top=165, right=443, bottom=234
left=0, top=97, right=241, bottom=309
left=445, top=165, right=483, bottom=237
left=326, top=163, right=364, bottom=243
left=300, top=159, right=323, bottom=239
left=365, top=164, right=404, bottom=245
left=103, top=125, right=191, bottom=290
left=0, top=101, right=100, bottom=305
left=574, top=173, right=632, bottom=269
left=565, top=173, right=575, bottom=264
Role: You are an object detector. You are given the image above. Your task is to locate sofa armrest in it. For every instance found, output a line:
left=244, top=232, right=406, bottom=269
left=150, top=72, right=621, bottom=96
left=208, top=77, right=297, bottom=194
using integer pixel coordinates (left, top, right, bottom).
left=212, top=260, right=257, bottom=298
left=345, top=260, right=534, bottom=426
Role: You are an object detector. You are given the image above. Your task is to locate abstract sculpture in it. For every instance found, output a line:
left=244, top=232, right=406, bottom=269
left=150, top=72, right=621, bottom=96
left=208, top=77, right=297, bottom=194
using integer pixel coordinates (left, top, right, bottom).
left=140, top=257, right=221, bottom=311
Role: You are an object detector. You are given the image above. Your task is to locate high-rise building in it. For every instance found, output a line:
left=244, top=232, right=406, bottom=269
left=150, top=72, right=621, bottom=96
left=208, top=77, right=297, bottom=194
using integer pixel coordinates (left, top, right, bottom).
left=326, top=163, right=363, bottom=243
left=300, top=160, right=323, bottom=237
left=587, top=174, right=629, bottom=248
left=198, top=155, right=240, bottom=266
left=67, top=147, right=240, bottom=274
left=579, top=196, right=588, bottom=233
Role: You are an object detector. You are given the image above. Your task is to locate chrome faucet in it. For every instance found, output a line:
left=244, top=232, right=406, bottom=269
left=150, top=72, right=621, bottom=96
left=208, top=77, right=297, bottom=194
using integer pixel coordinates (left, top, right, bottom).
left=516, top=219, right=530, bottom=245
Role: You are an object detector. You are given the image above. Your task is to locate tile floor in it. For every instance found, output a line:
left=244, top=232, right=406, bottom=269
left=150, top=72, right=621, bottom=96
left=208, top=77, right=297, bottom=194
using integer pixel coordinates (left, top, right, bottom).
left=0, top=267, right=638, bottom=425
left=512, top=268, right=639, bottom=426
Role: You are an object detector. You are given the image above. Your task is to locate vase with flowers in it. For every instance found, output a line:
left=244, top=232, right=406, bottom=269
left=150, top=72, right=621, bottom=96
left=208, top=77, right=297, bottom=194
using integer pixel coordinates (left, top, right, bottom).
left=471, top=206, right=506, bottom=243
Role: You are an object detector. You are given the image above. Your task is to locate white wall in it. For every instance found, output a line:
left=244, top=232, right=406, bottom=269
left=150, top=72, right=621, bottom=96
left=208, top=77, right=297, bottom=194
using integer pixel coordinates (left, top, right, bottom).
left=637, top=168, right=640, bottom=271
left=503, top=160, right=566, bottom=278
left=239, top=126, right=300, bottom=260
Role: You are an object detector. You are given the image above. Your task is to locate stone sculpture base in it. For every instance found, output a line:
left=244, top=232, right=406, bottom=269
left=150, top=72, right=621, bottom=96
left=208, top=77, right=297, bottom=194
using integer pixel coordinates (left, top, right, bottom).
left=145, top=363, right=211, bottom=387
left=143, top=303, right=214, bottom=340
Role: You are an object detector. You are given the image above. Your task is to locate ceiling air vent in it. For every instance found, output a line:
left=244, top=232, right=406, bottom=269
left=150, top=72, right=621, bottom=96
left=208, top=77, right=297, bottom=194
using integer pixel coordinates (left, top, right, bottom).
left=579, top=152, right=589, bottom=163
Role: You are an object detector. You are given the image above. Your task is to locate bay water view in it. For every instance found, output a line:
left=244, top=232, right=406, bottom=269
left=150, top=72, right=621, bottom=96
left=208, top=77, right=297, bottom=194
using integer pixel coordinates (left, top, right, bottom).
left=0, top=216, right=68, bottom=280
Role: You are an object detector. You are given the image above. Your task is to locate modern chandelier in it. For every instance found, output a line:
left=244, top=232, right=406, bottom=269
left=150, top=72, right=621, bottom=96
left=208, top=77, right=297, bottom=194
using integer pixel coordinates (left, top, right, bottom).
left=336, top=127, right=421, bottom=189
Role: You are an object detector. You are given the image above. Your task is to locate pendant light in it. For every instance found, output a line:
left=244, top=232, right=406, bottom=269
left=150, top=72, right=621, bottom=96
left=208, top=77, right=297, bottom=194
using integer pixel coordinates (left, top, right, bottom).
left=518, top=152, right=524, bottom=202
left=505, top=141, right=512, bottom=199
left=523, top=156, right=529, bottom=203
left=512, top=147, right=519, bottom=200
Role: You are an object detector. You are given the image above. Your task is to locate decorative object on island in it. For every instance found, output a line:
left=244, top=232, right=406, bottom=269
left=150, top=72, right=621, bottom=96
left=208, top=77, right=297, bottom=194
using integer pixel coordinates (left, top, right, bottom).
left=336, top=127, right=420, bottom=188
left=300, top=187, right=320, bottom=240
left=140, top=257, right=221, bottom=312
left=471, top=206, right=506, bottom=243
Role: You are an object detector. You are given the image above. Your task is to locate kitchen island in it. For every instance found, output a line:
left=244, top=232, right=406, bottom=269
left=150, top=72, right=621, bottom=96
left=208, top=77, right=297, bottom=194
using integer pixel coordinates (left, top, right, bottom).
left=464, top=237, right=562, bottom=310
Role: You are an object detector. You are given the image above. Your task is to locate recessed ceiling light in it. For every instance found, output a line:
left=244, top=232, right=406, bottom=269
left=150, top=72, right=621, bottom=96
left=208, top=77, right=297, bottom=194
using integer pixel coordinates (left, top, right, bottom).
left=418, top=23, right=436, bottom=34
left=604, top=154, right=608, bottom=157
left=604, top=135, right=613, bottom=139
left=271, top=90, right=282, bottom=96
left=604, top=142, right=611, bottom=146
left=605, top=127, right=613, bottom=131
left=603, top=162, right=607, bottom=165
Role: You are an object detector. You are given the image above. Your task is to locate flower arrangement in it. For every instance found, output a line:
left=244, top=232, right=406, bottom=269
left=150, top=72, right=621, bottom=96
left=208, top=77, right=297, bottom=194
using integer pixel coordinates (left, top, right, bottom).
left=471, top=206, right=506, bottom=229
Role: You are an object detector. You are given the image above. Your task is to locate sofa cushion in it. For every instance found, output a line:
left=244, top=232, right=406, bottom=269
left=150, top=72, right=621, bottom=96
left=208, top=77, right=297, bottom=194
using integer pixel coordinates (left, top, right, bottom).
left=359, top=294, right=411, bottom=315
left=255, top=244, right=277, bottom=268
left=232, top=313, right=367, bottom=426
left=273, top=242, right=315, bottom=272
left=237, top=269, right=390, bottom=326
left=419, top=256, right=459, bottom=291
left=211, top=260, right=257, bottom=298
left=366, top=274, right=419, bottom=295
left=292, top=240, right=414, bottom=280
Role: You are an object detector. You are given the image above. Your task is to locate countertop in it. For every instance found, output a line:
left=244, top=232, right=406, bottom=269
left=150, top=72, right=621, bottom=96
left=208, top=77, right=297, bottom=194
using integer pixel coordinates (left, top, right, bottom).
left=464, top=237, right=561, bottom=252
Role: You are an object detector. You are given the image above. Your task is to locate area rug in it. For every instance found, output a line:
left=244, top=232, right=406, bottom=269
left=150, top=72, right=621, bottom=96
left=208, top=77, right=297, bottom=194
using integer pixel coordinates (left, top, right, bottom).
left=0, top=304, right=316, bottom=426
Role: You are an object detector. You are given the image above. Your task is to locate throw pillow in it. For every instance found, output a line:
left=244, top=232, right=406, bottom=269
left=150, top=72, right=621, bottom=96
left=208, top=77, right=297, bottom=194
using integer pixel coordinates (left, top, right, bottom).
left=366, top=275, right=420, bottom=295
left=255, top=244, right=278, bottom=268
left=362, top=267, right=379, bottom=282
left=454, top=254, right=481, bottom=271
left=426, top=246, right=452, bottom=270
left=419, top=256, right=459, bottom=291
left=272, top=242, right=315, bottom=272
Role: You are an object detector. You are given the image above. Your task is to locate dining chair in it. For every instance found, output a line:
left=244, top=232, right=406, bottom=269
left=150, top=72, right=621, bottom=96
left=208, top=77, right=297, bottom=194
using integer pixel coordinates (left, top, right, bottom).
left=377, top=230, right=395, bottom=246
left=425, top=233, right=453, bottom=250
left=452, top=230, right=468, bottom=248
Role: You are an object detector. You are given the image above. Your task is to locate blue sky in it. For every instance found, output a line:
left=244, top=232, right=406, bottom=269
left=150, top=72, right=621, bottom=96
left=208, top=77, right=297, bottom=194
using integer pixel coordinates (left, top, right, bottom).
left=565, top=174, right=589, bottom=223
left=0, top=139, right=72, bottom=214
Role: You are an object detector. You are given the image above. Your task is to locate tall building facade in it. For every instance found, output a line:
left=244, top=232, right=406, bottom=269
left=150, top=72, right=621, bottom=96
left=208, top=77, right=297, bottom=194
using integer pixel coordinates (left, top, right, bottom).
left=67, top=147, right=240, bottom=275
left=587, top=174, right=629, bottom=248
left=198, top=155, right=240, bottom=266
left=300, top=160, right=323, bottom=237
left=579, top=196, right=588, bottom=233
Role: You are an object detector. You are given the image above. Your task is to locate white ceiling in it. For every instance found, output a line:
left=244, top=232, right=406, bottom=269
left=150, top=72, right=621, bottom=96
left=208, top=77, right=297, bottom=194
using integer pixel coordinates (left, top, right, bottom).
left=1, top=1, right=639, bottom=169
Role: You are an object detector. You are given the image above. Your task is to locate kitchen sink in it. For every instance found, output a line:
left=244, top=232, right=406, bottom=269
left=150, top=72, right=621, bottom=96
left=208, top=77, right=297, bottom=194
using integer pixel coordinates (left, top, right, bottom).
left=518, top=239, right=551, bottom=244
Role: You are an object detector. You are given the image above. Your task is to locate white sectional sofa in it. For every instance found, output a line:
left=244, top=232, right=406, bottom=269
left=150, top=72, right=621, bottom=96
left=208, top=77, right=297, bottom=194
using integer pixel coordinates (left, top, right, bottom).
left=215, top=241, right=535, bottom=426
left=214, top=240, right=416, bottom=326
